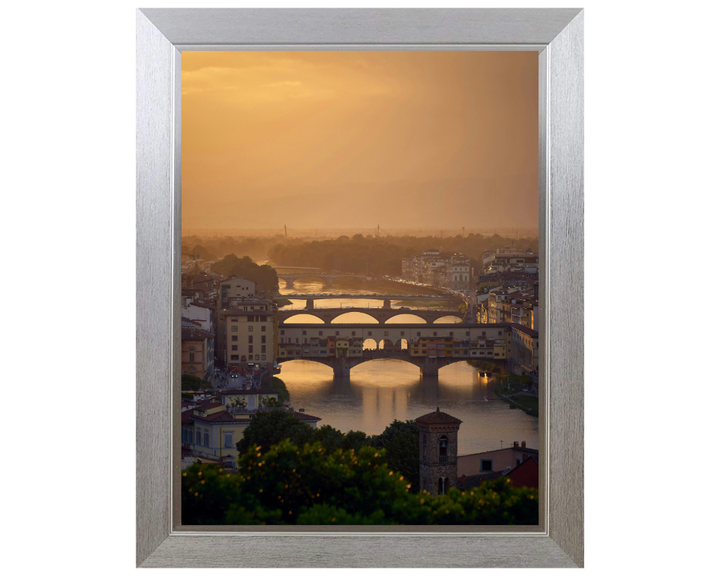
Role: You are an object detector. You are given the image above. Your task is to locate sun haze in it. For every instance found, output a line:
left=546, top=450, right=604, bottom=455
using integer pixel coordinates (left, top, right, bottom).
left=182, top=51, right=538, bottom=233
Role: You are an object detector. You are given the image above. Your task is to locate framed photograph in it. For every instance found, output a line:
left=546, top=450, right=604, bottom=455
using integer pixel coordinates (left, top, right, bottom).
left=137, top=8, right=583, bottom=568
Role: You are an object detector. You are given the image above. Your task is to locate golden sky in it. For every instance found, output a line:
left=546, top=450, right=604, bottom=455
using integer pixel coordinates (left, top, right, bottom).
left=182, top=51, right=538, bottom=232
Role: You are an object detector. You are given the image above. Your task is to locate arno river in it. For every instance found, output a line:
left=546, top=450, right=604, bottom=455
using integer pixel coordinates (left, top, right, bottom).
left=278, top=279, right=538, bottom=455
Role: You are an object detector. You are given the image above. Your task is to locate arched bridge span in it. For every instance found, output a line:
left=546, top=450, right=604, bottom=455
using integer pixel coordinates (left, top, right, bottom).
left=278, top=307, right=464, bottom=325
left=277, top=351, right=466, bottom=378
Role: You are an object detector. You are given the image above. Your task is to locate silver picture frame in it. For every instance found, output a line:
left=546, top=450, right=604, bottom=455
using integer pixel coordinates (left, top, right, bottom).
left=137, top=8, right=583, bottom=568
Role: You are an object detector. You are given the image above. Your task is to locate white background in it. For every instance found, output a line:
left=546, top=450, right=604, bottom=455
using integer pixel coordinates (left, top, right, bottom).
left=3, top=0, right=718, bottom=574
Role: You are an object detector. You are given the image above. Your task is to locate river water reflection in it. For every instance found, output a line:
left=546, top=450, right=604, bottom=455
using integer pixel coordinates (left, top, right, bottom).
left=278, top=279, right=539, bottom=455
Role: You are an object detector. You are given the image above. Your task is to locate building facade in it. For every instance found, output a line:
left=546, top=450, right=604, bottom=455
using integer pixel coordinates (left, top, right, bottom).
left=220, top=303, right=276, bottom=368
left=181, top=327, right=215, bottom=380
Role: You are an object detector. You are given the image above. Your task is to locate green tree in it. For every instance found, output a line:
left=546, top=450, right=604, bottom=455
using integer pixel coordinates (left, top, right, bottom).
left=181, top=374, right=213, bottom=391
left=211, top=254, right=279, bottom=293
left=369, top=420, right=420, bottom=492
left=182, top=441, right=539, bottom=525
left=269, top=376, right=290, bottom=403
left=235, top=410, right=315, bottom=455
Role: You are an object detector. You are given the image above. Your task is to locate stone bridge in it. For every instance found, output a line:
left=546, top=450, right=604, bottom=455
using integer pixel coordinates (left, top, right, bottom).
left=278, top=307, right=465, bottom=324
left=277, top=273, right=368, bottom=289
left=275, top=293, right=454, bottom=302
left=277, top=349, right=468, bottom=378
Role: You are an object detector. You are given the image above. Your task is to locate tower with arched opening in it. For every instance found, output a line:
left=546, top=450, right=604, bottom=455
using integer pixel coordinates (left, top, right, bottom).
left=415, top=408, right=462, bottom=495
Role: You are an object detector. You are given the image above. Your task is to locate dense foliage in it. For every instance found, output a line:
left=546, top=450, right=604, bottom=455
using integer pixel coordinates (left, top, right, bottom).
left=183, top=233, right=537, bottom=278
left=181, top=374, right=213, bottom=391
left=236, top=412, right=421, bottom=491
left=182, top=235, right=280, bottom=263
left=269, top=376, right=290, bottom=404
left=267, top=233, right=537, bottom=276
left=182, top=440, right=538, bottom=525
left=210, top=254, right=279, bottom=293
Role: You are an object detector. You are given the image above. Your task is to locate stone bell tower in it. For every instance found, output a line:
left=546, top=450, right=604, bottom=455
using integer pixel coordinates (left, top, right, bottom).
left=415, top=408, right=462, bottom=495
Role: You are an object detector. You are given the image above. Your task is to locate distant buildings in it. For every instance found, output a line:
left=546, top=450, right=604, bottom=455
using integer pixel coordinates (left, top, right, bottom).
left=482, top=249, right=538, bottom=274
left=479, top=289, right=538, bottom=332
left=219, top=276, right=257, bottom=306
left=402, top=250, right=473, bottom=290
left=180, top=271, right=280, bottom=374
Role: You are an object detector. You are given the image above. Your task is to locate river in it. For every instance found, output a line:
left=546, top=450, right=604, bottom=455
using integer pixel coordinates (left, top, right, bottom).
left=278, top=278, right=539, bottom=455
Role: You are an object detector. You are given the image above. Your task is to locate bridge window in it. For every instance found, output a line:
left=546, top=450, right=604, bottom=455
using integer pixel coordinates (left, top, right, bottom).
left=417, top=332, right=421, bottom=337
left=352, top=331, right=356, bottom=336
left=368, top=331, right=372, bottom=336
left=384, top=331, right=389, bottom=336
left=433, top=332, right=437, bottom=336
left=303, top=331, right=307, bottom=335
left=280, top=330, right=285, bottom=335
left=262, top=326, right=266, bottom=332
left=319, top=331, right=323, bottom=336
left=449, top=332, right=453, bottom=336
left=401, top=331, right=405, bottom=336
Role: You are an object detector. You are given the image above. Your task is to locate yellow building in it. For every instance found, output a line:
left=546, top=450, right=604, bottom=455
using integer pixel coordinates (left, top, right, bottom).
left=181, top=394, right=321, bottom=465
left=222, top=303, right=275, bottom=367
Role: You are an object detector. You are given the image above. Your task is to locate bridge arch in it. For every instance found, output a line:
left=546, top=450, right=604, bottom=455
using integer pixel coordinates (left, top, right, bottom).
left=331, top=312, right=380, bottom=324
left=395, top=338, right=408, bottom=350
left=432, top=314, right=464, bottom=324
left=282, top=313, right=326, bottom=324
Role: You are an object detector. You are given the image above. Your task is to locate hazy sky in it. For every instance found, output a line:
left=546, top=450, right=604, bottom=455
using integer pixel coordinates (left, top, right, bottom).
left=182, top=51, right=538, bottom=232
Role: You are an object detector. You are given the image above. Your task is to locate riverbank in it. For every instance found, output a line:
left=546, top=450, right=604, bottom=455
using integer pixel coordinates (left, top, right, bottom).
left=494, top=374, right=538, bottom=417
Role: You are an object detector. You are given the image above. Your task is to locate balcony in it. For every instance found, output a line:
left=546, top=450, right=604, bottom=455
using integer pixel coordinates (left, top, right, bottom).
left=439, top=455, right=448, bottom=464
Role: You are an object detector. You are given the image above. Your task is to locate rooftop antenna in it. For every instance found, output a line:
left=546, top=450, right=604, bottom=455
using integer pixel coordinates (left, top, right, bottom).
left=462, top=226, right=465, bottom=237
left=284, top=225, right=288, bottom=240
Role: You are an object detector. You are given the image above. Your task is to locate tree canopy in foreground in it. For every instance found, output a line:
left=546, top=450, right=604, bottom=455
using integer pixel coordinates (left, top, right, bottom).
left=236, top=411, right=419, bottom=490
left=182, top=440, right=538, bottom=525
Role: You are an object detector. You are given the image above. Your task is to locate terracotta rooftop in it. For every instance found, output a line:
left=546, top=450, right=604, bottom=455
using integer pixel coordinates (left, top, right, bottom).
left=415, top=408, right=463, bottom=425
left=292, top=410, right=321, bottom=422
